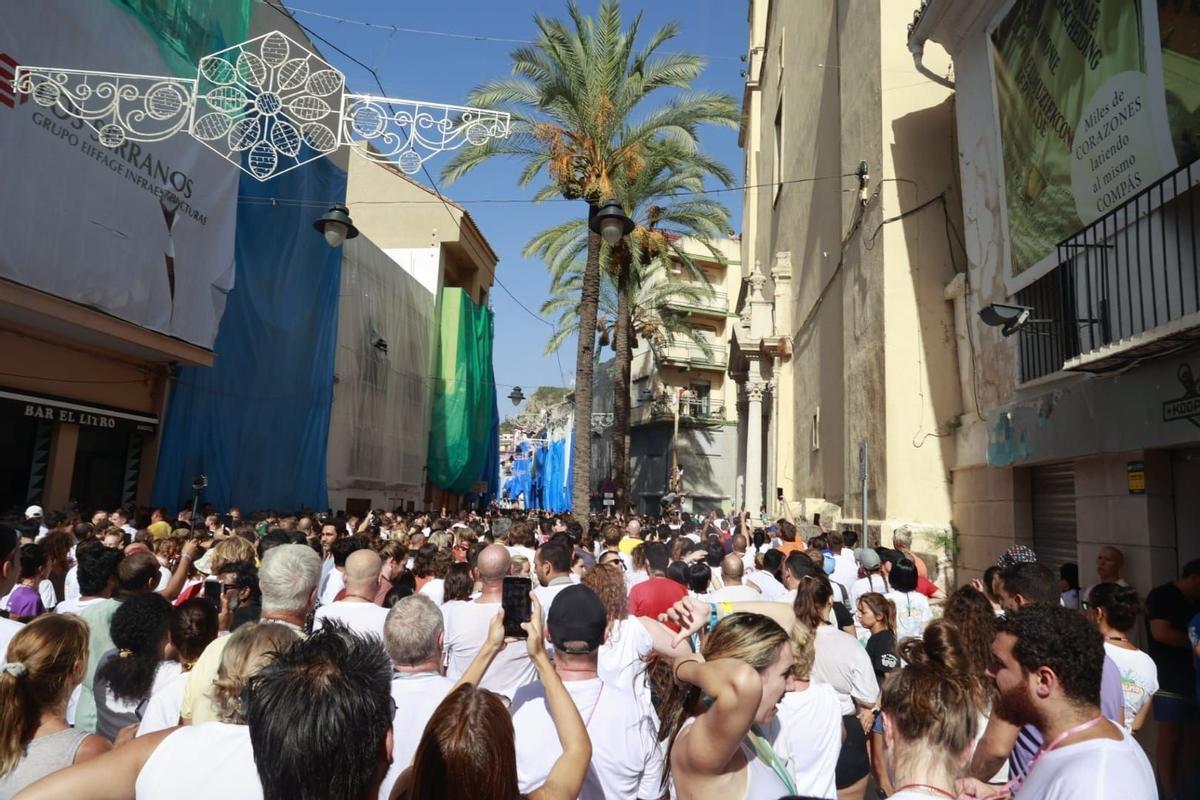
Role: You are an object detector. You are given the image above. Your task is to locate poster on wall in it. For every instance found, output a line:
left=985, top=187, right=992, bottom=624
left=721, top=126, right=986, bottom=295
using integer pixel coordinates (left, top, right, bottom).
left=990, top=0, right=1200, bottom=292
left=0, top=1, right=246, bottom=349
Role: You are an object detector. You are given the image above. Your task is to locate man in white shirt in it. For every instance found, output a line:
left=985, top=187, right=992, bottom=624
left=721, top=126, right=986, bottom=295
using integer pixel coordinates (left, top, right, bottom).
left=510, top=585, right=663, bottom=799
left=380, top=594, right=455, bottom=799
left=313, top=549, right=389, bottom=641
left=533, top=537, right=574, bottom=617
left=826, top=530, right=858, bottom=594
left=1082, top=545, right=1130, bottom=605
left=849, top=548, right=889, bottom=607
left=318, top=536, right=369, bottom=607
left=971, top=604, right=1155, bottom=799
left=442, top=544, right=535, bottom=700
left=745, top=549, right=788, bottom=600
left=708, top=554, right=761, bottom=602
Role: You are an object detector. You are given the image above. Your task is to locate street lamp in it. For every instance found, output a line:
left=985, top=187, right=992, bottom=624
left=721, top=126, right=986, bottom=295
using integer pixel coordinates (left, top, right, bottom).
left=313, top=204, right=359, bottom=248
left=978, top=303, right=1033, bottom=337
left=588, top=200, right=634, bottom=245
left=508, top=386, right=526, bottom=406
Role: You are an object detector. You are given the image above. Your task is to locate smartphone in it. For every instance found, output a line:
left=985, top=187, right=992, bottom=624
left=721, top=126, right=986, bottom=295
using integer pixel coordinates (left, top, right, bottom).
left=501, top=576, right=532, bottom=639
left=203, top=578, right=222, bottom=610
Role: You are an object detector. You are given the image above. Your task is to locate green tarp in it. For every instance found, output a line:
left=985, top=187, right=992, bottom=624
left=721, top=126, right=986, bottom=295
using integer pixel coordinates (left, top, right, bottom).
left=428, top=288, right=497, bottom=496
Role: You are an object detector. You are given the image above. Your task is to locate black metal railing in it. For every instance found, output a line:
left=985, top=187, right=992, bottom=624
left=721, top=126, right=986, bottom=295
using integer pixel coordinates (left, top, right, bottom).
left=634, top=397, right=725, bottom=425
left=1018, top=158, right=1200, bottom=382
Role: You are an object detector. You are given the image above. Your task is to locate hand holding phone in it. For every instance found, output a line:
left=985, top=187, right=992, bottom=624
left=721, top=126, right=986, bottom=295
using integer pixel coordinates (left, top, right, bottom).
left=501, top=576, right=532, bottom=639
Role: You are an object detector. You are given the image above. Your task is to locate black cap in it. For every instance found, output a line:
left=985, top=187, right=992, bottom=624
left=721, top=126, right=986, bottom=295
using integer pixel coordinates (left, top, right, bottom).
left=546, top=585, right=607, bottom=654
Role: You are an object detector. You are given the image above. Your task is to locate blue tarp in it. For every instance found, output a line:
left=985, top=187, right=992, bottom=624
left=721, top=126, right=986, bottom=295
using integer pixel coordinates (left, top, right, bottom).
left=503, top=428, right=573, bottom=513
left=151, top=157, right=346, bottom=512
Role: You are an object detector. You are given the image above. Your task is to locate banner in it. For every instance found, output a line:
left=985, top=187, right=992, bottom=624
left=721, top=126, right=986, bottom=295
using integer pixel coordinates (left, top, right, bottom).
left=990, top=0, right=1200, bottom=290
left=0, top=0, right=246, bottom=349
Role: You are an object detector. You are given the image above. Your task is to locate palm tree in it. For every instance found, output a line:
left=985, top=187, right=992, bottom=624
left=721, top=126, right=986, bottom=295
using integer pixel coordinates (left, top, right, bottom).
left=441, top=0, right=737, bottom=520
left=529, top=144, right=733, bottom=506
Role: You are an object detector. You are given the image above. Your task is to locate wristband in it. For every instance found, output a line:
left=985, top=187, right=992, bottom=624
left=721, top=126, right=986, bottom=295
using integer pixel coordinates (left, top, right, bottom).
left=708, top=603, right=719, bottom=632
left=179, top=553, right=193, bottom=562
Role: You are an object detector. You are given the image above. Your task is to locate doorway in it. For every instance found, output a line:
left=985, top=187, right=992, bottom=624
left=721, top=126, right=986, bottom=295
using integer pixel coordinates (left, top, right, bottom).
left=1173, top=449, right=1200, bottom=570
left=70, top=427, right=132, bottom=512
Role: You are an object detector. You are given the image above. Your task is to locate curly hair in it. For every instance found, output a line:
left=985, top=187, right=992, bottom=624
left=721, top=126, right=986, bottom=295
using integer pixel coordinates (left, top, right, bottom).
left=95, top=592, right=173, bottom=702
left=996, top=604, right=1104, bottom=707
left=582, top=563, right=629, bottom=623
left=210, top=622, right=300, bottom=723
left=942, top=585, right=997, bottom=680
left=171, top=599, right=219, bottom=668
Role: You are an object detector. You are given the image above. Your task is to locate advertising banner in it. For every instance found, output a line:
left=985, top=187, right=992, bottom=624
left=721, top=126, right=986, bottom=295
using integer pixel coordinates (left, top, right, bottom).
left=0, top=1, right=246, bottom=348
left=990, top=0, right=1200, bottom=291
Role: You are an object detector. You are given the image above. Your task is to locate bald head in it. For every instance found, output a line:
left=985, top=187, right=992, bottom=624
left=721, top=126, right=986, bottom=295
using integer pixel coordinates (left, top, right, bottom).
left=731, top=533, right=747, bottom=553
left=720, top=553, right=744, bottom=583
left=626, top=519, right=641, bottom=537
left=1097, top=546, right=1124, bottom=582
left=344, top=549, right=382, bottom=595
left=476, top=544, right=511, bottom=583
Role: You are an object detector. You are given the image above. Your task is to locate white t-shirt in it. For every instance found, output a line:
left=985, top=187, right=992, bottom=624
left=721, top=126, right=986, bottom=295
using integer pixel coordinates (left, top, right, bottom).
left=1014, top=725, right=1155, bottom=799
left=135, top=722, right=261, bottom=799
left=319, top=568, right=345, bottom=606
left=744, top=570, right=787, bottom=601
left=379, top=672, right=454, bottom=800
left=0, top=616, right=22, bottom=662
left=313, top=600, right=389, bottom=641
left=418, top=578, right=445, bottom=606
left=511, top=677, right=663, bottom=800
left=850, top=574, right=890, bottom=607
left=1102, top=643, right=1158, bottom=735
left=442, top=600, right=536, bottom=700
left=56, top=596, right=108, bottom=616
left=64, top=565, right=81, bottom=603
left=137, top=670, right=189, bottom=736
left=533, top=580, right=573, bottom=619
left=884, top=590, right=932, bottom=641
left=507, top=545, right=537, bottom=564
left=765, top=683, right=841, bottom=800
left=830, top=550, right=859, bottom=596
left=708, top=584, right=762, bottom=603
left=597, top=617, right=655, bottom=704
left=810, top=625, right=879, bottom=716
left=153, top=567, right=171, bottom=593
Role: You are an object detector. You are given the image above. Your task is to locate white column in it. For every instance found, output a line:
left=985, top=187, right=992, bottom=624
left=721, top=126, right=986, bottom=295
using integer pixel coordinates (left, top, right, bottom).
left=744, top=381, right=766, bottom=515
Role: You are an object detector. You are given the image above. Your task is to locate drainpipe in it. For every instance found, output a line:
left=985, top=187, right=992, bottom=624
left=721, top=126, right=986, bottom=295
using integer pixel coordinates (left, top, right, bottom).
left=908, top=38, right=954, bottom=90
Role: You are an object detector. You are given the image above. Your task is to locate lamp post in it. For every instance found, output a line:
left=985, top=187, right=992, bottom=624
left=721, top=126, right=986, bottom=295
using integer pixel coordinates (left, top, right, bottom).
left=313, top=204, right=359, bottom=248
left=508, top=386, right=526, bottom=406
left=589, top=199, right=635, bottom=244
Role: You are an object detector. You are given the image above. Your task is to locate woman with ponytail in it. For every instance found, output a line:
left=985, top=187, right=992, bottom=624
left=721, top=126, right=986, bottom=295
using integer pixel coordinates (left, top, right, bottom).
left=92, top=593, right=180, bottom=741
left=878, top=619, right=983, bottom=799
left=0, top=615, right=108, bottom=796
left=658, top=612, right=797, bottom=799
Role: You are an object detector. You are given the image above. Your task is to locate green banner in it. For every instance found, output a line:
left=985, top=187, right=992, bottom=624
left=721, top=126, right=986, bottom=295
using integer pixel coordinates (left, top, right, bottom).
left=427, top=288, right=497, bottom=496
left=111, top=0, right=251, bottom=76
left=991, top=0, right=1189, bottom=286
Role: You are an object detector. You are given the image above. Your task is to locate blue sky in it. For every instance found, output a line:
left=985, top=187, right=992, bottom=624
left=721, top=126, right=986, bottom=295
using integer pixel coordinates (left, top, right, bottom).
left=280, top=0, right=748, bottom=405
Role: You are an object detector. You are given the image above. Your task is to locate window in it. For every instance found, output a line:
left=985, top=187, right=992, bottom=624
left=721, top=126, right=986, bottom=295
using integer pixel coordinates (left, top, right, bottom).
left=811, top=406, right=820, bottom=451
left=773, top=99, right=783, bottom=205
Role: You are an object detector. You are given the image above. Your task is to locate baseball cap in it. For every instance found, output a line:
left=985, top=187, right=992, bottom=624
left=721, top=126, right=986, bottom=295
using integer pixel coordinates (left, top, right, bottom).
left=546, top=585, right=607, bottom=654
left=24, top=505, right=43, bottom=519
left=854, top=547, right=881, bottom=570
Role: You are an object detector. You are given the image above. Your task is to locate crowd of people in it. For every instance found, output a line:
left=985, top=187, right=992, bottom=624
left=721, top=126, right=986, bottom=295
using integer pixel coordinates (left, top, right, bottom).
left=0, top=501, right=1191, bottom=799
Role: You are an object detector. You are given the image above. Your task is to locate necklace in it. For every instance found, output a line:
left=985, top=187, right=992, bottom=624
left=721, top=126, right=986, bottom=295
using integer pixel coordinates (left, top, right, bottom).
left=1003, top=716, right=1105, bottom=794
left=1105, top=635, right=1128, bottom=642
left=893, top=783, right=955, bottom=799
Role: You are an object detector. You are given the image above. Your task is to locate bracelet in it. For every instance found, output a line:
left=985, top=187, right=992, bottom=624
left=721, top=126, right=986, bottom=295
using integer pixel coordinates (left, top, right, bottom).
left=179, top=553, right=193, bottom=562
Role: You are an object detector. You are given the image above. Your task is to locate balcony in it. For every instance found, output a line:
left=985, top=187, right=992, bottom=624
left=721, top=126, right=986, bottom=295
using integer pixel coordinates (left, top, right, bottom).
left=655, top=341, right=728, bottom=371
left=632, top=397, right=726, bottom=426
left=663, top=286, right=729, bottom=317
left=1017, top=159, right=1200, bottom=382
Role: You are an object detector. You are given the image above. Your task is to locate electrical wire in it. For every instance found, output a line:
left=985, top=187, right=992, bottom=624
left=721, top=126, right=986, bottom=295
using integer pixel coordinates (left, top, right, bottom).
left=261, top=0, right=566, bottom=388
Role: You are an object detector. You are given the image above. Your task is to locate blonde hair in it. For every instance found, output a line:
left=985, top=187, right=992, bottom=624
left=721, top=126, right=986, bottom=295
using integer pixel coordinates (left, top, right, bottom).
left=209, top=623, right=300, bottom=723
left=789, top=623, right=816, bottom=680
left=0, top=615, right=89, bottom=775
left=210, top=536, right=257, bottom=574
left=657, top=613, right=790, bottom=790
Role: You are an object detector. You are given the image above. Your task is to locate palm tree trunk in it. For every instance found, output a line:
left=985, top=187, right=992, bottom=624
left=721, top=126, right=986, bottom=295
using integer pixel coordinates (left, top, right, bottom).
left=612, top=245, right=632, bottom=513
left=571, top=229, right=602, bottom=522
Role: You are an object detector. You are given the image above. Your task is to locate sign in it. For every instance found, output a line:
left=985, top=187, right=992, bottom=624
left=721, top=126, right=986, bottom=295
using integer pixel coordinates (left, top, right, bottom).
left=989, top=0, right=1196, bottom=291
left=0, top=388, right=157, bottom=433
left=0, top=0, right=241, bottom=349
left=1127, top=461, right=1146, bottom=494
left=1164, top=362, right=1200, bottom=429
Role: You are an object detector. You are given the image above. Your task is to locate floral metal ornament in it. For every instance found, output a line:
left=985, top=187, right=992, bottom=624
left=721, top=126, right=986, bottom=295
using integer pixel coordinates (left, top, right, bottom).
left=13, top=30, right=510, bottom=181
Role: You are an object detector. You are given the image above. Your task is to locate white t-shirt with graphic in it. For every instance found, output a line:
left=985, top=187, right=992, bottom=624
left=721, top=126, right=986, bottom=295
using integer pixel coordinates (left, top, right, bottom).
left=884, top=590, right=932, bottom=641
left=1102, top=642, right=1158, bottom=735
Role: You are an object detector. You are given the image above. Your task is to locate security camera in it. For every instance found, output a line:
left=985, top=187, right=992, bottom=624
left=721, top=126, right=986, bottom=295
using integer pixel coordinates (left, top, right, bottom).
left=978, top=303, right=1033, bottom=337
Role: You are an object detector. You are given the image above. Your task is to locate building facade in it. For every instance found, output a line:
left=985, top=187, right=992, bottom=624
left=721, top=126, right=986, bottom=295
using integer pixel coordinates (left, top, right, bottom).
left=737, top=0, right=964, bottom=573
left=912, top=0, right=1200, bottom=592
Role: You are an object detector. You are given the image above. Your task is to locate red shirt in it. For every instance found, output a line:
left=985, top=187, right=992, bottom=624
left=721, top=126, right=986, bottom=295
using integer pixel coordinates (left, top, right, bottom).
left=629, top=577, right=688, bottom=622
